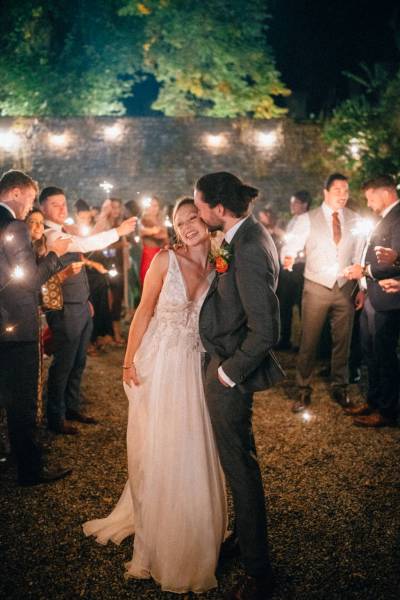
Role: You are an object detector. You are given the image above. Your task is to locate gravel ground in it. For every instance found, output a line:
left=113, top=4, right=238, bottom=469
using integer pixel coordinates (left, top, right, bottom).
left=1, top=345, right=400, bottom=600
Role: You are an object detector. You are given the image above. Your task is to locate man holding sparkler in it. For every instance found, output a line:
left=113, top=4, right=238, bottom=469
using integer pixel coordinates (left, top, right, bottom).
left=39, top=186, right=136, bottom=435
left=281, top=173, right=364, bottom=413
left=0, top=170, right=72, bottom=486
left=344, top=175, right=400, bottom=427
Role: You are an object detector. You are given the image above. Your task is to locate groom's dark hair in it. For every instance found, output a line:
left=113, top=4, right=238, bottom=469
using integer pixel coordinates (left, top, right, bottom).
left=195, top=172, right=258, bottom=217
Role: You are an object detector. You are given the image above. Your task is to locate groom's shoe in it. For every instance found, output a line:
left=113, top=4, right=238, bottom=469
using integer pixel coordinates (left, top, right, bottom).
left=18, top=466, right=72, bottom=487
left=65, top=409, right=97, bottom=424
left=224, top=573, right=275, bottom=600
left=218, top=533, right=241, bottom=563
left=48, top=420, right=79, bottom=435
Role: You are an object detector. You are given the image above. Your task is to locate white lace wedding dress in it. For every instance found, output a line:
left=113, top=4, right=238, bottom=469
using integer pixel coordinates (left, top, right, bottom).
left=83, top=250, right=227, bottom=594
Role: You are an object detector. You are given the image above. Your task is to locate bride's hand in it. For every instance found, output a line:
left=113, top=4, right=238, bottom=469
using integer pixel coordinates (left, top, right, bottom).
left=123, top=364, right=140, bottom=387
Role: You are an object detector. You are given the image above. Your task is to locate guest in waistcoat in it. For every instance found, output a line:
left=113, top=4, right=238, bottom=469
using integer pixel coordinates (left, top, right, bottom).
left=39, top=187, right=137, bottom=435
left=344, top=175, right=400, bottom=427
left=281, top=173, right=364, bottom=413
left=0, top=170, right=72, bottom=485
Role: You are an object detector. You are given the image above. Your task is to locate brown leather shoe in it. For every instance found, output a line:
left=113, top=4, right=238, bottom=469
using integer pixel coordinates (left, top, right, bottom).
left=48, top=420, right=79, bottom=435
left=353, top=412, right=396, bottom=428
left=292, top=388, right=311, bottom=413
left=65, top=410, right=97, bottom=424
left=224, top=573, right=274, bottom=600
left=344, top=403, right=372, bottom=416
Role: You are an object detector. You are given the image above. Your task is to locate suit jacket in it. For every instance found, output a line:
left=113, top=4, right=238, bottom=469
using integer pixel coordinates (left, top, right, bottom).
left=0, top=205, right=61, bottom=342
left=199, top=214, right=285, bottom=393
left=365, top=202, right=400, bottom=311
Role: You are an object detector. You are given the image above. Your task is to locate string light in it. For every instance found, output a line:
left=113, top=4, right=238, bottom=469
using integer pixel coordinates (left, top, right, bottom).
left=164, top=215, right=172, bottom=228
left=0, top=129, right=21, bottom=151
left=255, top=130, right=278, bottom=148
left=103, top=123, right=123, bottom=141
left=204, top=133, right=228, bottom=149
left=108, top=266, right=118, bottom=278
left=5, top=325, right=15, bottom=333
left=302, top=410, right=313, bottom=423
left=48, top=133, right=69, bottom=148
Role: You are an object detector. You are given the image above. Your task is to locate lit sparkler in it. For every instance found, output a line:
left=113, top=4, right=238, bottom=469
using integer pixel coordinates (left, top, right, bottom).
left=99, top=181, right=114, bottom=196
left=351, top=218, right=375, bottom=238
left=12, top=265, right=25, bottom=279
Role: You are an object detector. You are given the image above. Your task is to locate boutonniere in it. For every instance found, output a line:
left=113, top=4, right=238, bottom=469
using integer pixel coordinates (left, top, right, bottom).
left=208, top=242, right=232, bottom=274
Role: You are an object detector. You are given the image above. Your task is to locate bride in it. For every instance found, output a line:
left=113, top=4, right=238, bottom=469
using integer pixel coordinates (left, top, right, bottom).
left=83, top=197, right=227, bottom=594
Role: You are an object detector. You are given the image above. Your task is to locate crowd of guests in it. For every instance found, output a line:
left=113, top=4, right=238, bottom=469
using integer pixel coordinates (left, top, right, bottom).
left=1, top=168, right=399, bottom=487
left=262, top=172, right=400, bottom=428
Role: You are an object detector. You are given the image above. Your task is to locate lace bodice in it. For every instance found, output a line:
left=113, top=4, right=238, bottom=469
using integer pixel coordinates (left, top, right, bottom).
left=144, top=250, right=212, bottom=352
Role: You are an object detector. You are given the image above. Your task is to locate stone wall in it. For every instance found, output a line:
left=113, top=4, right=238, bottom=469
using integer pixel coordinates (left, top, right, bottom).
left=0, top=117, right=328, bottom=212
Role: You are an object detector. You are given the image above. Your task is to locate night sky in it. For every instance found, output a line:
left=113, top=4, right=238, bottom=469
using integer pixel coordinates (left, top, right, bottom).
left=127, top=0, right=400, bottom=117
left=269, top=0, right=399, bottom=116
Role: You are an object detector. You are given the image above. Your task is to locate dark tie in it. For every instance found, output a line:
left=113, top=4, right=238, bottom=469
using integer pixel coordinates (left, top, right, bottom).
left=220, top=238, right=229, bottom=250
left=332, top=212, right=341, bottom=245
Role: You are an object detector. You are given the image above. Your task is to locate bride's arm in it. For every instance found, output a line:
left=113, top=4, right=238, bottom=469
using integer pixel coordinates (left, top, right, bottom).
left=123, top=250, right=169, bottom=386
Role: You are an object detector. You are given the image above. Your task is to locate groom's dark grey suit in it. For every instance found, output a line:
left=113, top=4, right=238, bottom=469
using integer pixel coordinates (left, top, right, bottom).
left=199, top=214, right=284, bottom=577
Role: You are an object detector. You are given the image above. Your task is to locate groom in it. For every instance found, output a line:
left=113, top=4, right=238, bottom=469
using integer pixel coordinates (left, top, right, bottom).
left=195, top=172, right=283, bottom=600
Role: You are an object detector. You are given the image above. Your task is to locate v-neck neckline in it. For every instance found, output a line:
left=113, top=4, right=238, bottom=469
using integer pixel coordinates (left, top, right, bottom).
left=172, top=251, right=211, bottom=304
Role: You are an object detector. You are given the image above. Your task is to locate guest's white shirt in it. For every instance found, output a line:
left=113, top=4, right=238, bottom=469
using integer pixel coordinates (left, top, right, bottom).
left=281, top=202, right=344, bottom=262
left=217, top=216, right=248, bottom=388
left=44, top=219, right=118, bottom=253
left=0, top=203, right=16, bottom=218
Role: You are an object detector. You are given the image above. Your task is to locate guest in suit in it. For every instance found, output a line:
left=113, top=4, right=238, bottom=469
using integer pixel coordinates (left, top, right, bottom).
left=276, top=190, right=311, bottom=350
left=344, top=175, right=400, bottom=427
left=281, top=173, right=364, bottom=413
left=195, top=172, right=283, bottom=600
left=0, top=170, right=71, bottom=485
left=39, top=187, right=137, bottom=435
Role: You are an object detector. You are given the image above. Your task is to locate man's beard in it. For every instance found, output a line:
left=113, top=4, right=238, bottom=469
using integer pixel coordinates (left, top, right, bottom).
left=206, top=223, right=223, bottom=232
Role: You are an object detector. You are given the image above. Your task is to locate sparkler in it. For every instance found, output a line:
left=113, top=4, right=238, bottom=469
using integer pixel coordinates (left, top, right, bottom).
left=12, top=265, right=25, bottom=279
left=99, top=181, right=114, bottom=196
left=351, top=218, right=375, bottom=238
left=108, top=266, right=118, bottom=278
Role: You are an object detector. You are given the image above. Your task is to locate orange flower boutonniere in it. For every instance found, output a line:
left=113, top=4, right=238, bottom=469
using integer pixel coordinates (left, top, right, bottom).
left=209, top=244, right=232, bottom=274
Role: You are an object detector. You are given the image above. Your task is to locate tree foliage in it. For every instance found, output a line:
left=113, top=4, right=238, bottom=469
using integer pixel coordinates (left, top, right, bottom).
left=0, top=0, right=142, bottom=116
left=0, top=0, right=289, bottom=118
left=323, top=63, right=400, bottom=186
left=121, top=0, right=289, bottom=118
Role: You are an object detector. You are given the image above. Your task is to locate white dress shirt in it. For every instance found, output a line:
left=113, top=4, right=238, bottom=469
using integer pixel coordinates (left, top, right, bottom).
left=217, top=217, right=249, bottom=388
left=44, top=219, right=119, bottom=253
left=281, top=203, right=344, bottom=262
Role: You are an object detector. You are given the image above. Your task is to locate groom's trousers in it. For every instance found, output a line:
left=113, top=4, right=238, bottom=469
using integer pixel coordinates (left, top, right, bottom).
left=203, top=354, right=272, bottom=578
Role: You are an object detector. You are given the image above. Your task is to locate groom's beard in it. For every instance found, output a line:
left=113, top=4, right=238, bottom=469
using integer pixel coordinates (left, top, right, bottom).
left=206, top=224, right=223, bottom=232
